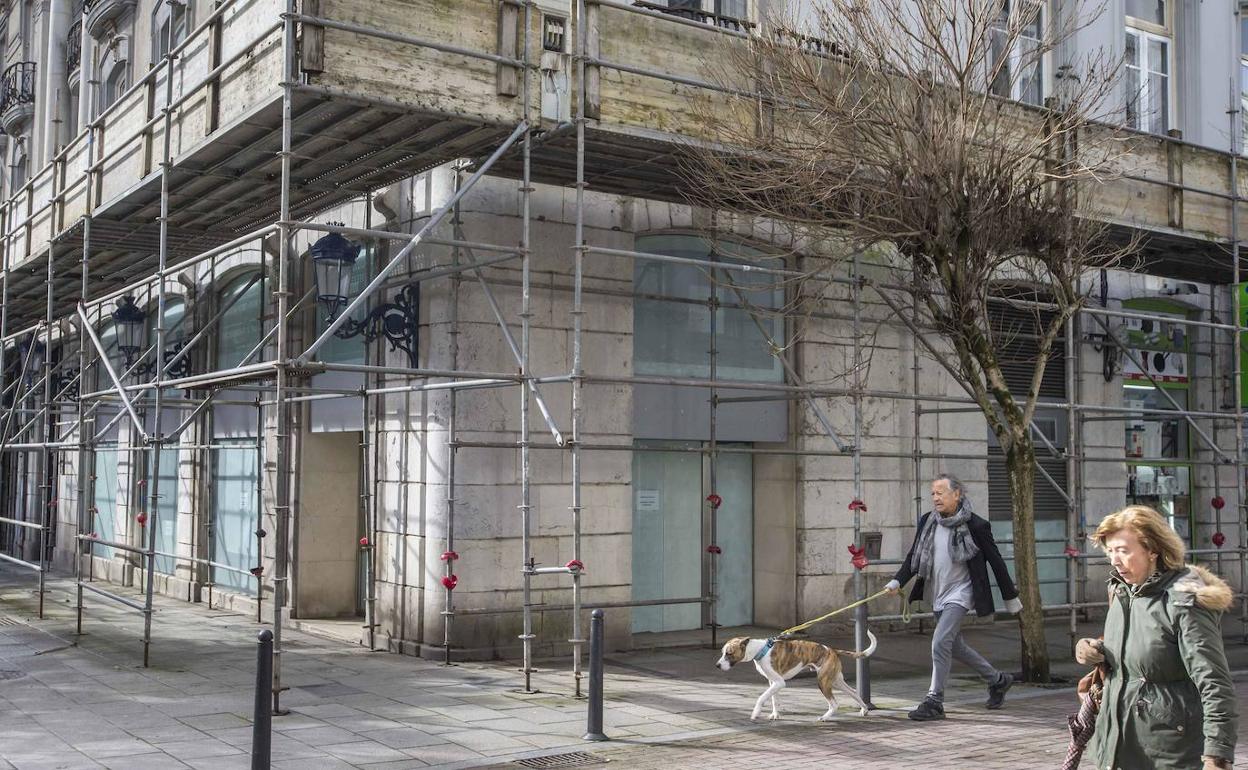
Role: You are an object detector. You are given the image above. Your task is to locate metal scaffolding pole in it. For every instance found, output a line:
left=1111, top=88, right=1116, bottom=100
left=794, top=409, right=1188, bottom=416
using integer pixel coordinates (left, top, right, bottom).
left=36, top=231, right=55, bottom=617
left=567, top=0, right=590, bottom=696
left=203, top=257, right=221, bottom=612
left=518, top=0, right=536, bottom=694
left=1229, top=75, right=1248, bottom=640
left=1211, top=286, right=1224, bottom=577
left=272, top=0, right=298, bottom=716
left=851, top=255, right=869, bottom=703
left=1065, top=313, right=1079, bottom=654
left=75, top=206, right=91, bottom=634
left=707, top=239, right=720, bottom=650
left=442, top=166, right=465, bottom=664
left=361, top=193, right=377, bottom=652
left=138, top=16, right=179, bottom=667
left=75, top=96, right=100, bottom=632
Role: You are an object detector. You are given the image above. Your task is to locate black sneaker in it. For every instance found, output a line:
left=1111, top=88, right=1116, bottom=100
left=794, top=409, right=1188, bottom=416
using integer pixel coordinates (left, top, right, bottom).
left=908, top=698, right=945, bottom=721
left=986, top=673, right=1013, bottom=710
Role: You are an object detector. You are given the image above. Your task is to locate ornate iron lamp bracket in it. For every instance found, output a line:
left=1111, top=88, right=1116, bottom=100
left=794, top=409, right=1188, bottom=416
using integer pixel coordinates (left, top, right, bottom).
left=333, top=285, right=419, bottom=369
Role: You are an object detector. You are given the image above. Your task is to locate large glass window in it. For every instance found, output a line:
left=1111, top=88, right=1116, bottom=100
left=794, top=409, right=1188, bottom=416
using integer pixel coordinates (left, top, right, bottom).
left=149, top=448, right=178, bottom=574
left=634, top=234, right=784, bottom=383
left=89, top=322, right=121, bottom=559
left=1126, top=0, right=1165, bottom=26
left=1125, top=2, right=1171, bottom=134
left=1120, top=301, right=1191, bottom=542
left=146, top=296, right=186, bottom=391
left=11, top=144, right=28, bottom=191
left=151, top=1, right=190, bottom=110
left=989, top=0, right=1044, bottom=106
left=100, top=63, right=127, bottom=112
left=210, top=272, right=262, bottom=594
left=1124, top=383, right=1190, bottom=541
left=216, top=274, right=262, bottom=369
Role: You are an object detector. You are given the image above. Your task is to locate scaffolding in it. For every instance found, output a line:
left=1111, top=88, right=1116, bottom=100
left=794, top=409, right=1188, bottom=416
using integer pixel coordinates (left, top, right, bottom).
left=0, top=0, right=1244, bottom=714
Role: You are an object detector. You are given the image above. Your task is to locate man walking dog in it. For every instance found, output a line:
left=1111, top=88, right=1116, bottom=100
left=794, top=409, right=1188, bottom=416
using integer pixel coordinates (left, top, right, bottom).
left=886, top=474, right=1022, bottom=721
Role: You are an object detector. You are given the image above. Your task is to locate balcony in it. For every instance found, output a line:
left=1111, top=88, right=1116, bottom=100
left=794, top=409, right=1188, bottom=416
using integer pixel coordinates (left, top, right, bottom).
left=0, top=62, right=36, bottom=135
left=67, top=19, right=83, bottom=81
left=85, top=0, right=136, bottom=38
left=633, top=0, right=755, bottom=32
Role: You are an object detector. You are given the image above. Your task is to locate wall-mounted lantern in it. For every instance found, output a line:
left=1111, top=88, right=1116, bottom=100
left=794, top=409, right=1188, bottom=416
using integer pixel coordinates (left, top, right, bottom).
left=310, top=228, right=361, bottom=323
left=309, top=227, right=419, bottom=369
left=112, top=295, right=146, bottom=368
left=18, top=334, right=46, bottom=388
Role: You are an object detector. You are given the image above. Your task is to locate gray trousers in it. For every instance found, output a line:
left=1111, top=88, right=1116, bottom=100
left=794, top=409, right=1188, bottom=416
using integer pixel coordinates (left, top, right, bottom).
left=928, top=605, right=1000, bottom=703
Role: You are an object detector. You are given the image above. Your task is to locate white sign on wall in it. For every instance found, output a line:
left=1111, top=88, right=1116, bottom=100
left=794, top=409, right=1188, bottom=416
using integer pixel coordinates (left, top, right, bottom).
left=636, top=489, right=661, bottom=512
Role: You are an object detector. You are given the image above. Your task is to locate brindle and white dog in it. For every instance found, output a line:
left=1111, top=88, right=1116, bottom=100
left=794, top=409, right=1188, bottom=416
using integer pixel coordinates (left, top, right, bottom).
left=716, top=631, right=877, bottom=722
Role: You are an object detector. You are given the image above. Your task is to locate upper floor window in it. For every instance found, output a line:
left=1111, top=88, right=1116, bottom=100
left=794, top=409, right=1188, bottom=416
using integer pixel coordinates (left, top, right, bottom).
left=1125, top=0, right=1171, bottom=134
left=19, top=1, right=35, bottom=60
left=1240, top=13, right=1248, bottom=152
left=152, top=0, right=190, bottom=63
left=988, top=0, right=1045, bottom=106
left=11, top=142, right=28, bottom=190
left=642, top=0, right=752, bottom=32
left=101, top=63, right=127, bottom=111
left=633, top=234, right=784, bottom=383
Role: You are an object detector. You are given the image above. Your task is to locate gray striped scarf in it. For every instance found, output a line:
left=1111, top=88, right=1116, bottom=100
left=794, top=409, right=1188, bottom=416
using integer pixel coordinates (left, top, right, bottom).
left=910, top=497, right=980, bottom=581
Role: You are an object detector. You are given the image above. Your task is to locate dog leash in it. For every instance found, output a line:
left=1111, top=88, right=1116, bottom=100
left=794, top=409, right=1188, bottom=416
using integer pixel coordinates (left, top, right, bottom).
left=775, top=587, right=912, bottom=639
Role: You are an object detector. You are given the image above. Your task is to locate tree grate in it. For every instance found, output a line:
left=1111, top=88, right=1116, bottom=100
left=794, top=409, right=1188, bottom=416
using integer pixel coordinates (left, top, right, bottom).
left=513, top=752, right=607, bottom=769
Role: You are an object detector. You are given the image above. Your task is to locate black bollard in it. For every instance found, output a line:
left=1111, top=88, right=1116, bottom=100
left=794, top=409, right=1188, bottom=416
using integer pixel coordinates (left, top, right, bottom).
left=583, top=609, right=607, bottom=742
left=252, top=629, right=273, bottom=770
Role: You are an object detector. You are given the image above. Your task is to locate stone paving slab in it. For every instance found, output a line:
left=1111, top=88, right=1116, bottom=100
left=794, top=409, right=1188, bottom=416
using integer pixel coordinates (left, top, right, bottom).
left=2, top=568, right=1247, bottom=769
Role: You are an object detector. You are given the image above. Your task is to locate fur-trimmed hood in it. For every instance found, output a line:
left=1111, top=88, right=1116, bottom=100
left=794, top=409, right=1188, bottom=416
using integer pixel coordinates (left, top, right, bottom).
left=1170, top=564, right=1235, bottom=612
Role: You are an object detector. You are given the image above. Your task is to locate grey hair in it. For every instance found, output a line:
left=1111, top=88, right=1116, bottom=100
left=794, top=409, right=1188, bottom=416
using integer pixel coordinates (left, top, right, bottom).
left=933, top=473, right=964, bottom=496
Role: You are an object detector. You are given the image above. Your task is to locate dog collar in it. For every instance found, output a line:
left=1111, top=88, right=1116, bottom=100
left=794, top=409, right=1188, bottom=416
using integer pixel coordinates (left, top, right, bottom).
left=752, top=638, right=776, bottom=662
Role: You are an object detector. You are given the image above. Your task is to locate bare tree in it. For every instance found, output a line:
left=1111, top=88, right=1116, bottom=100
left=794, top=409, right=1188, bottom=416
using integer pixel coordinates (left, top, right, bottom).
left=684, top=0, right=1136, bottom=681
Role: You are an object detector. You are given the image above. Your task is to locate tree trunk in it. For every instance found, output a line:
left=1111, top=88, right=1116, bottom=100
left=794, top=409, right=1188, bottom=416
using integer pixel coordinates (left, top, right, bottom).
left=1004, top=438, right=1051, bottom=682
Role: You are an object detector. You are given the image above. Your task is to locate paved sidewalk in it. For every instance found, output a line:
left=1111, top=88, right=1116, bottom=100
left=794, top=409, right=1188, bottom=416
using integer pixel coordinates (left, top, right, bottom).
left=482, top=682, right=1248, bottom=770
left=1, top=566, right=1246, bottom=769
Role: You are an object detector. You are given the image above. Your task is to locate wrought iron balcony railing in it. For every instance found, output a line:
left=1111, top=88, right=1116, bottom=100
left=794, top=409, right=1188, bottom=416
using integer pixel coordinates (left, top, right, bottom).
left=0, top=62, right=37, bottom=116
left=633, top=0, right=756, bottom=32
left=67, top=20, right=83, bottom=74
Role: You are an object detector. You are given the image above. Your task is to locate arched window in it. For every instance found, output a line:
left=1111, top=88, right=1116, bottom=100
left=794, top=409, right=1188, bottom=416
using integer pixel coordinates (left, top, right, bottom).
left=97, top=36, right=130, bottom=113
left=10, top=142, right=28, bottom=191
left=152, top=0, right=191, bottom=63
left=210, top=271, right=262, bottom=594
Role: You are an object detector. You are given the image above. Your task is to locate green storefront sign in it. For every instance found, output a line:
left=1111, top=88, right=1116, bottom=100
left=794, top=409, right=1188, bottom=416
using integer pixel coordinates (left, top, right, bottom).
left=1237, top=283, right=1248, bottom=405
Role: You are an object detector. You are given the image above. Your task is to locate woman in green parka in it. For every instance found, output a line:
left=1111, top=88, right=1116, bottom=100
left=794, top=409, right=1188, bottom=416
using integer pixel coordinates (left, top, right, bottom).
left=1075, top=505, right=1237, bottom=770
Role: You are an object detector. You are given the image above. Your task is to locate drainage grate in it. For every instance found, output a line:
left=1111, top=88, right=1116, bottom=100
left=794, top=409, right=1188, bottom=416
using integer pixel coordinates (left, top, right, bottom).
left=513, top=752, right=606, bottom=769
left=0, top=670, right=26, bottom=681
